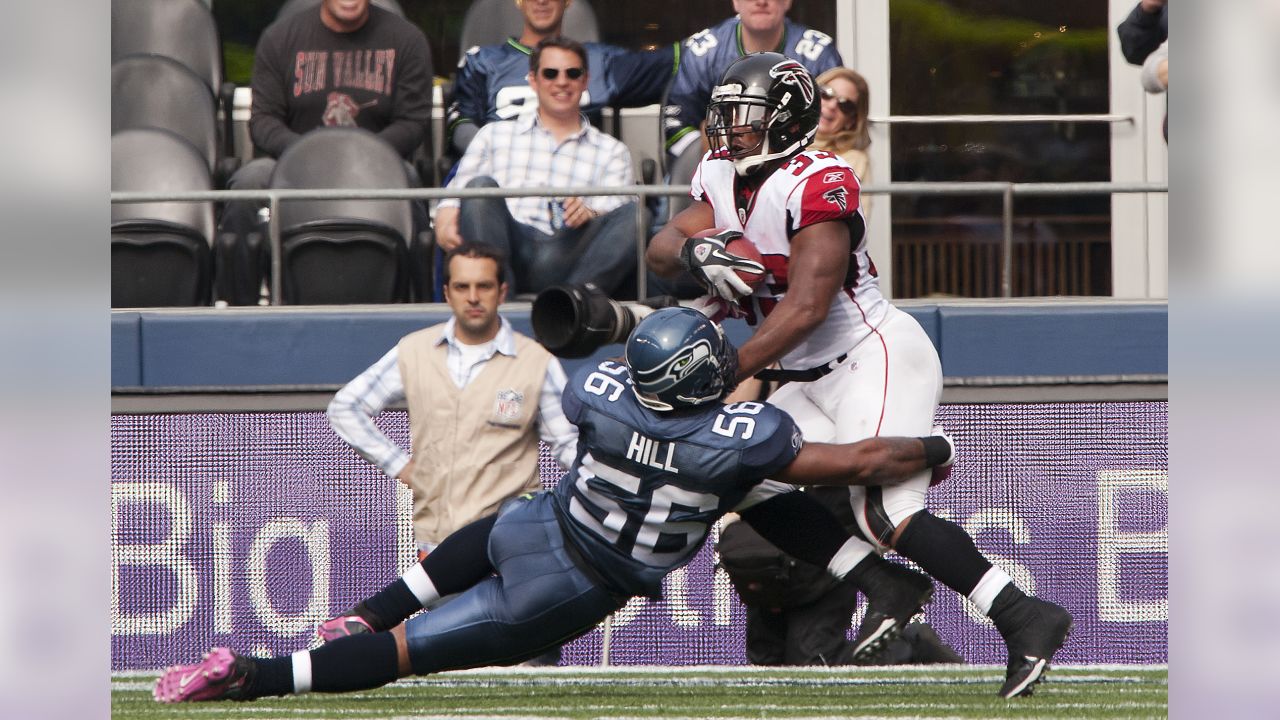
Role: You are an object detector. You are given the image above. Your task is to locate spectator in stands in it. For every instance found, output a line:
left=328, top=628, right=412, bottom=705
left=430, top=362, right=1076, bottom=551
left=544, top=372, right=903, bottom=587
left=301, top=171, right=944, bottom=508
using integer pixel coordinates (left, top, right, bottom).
left=325, top=241, right=575, bottom=560
left=216, top=0, right=433, bottom=304
left=663, top=0, right=842, bottom=162
left=435, top=38, right=641, bottom=298
left=1140, top=40, right=1169, bottom=142
left=1117, top=0, right=1168, bottom=66
left=447, top=0, right=674, bottom=159
left=812, top=67, right=872, bottom=213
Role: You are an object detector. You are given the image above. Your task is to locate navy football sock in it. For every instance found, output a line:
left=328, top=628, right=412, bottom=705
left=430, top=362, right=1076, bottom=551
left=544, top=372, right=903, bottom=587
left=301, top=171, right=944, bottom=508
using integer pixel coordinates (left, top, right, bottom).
left=739, top=491, right=851, bottom=566
left=244, top=656, right=291, bottom=698
left=892, top=510, right=992, bottom=596
left=309, top=632, right=400, bottom=693
left=359, top=514, right=498, bottom=630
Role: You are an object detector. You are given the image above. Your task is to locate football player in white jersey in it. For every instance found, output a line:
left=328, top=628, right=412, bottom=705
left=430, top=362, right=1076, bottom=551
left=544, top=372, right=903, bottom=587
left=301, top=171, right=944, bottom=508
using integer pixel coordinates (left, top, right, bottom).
left=647, top=52, right=1073, bottom=699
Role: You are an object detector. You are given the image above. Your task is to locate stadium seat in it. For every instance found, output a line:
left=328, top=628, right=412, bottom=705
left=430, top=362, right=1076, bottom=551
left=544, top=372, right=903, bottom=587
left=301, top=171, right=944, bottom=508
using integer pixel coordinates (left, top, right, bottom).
left=271, top=128, right=425, bottom=304
left=111, top=0, right=235, bottom=171
left=112, top=55, right=237, bottom=185
left=663, top=141, right=704, bottom=222
left=111, top=129, right=216, bottom=307
left=275, top=0, right=406, bottom=20
left=457, top=0, right=599, bottom=58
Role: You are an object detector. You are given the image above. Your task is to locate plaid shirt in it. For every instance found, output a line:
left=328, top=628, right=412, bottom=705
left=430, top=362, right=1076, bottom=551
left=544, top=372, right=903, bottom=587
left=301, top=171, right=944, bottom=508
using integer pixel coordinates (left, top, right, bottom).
left=438, top=111, right=635, bottom=234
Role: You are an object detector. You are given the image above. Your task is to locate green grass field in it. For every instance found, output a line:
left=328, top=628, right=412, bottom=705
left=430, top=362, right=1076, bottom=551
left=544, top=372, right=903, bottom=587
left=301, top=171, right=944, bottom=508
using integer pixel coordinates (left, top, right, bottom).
left=112, top=665, right=1168, bottom=719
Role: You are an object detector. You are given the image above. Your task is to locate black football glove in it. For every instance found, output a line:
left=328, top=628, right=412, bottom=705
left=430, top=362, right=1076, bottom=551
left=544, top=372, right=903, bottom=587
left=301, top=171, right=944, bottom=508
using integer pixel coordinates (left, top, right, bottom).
left=678, top=230, right=765, bottom=301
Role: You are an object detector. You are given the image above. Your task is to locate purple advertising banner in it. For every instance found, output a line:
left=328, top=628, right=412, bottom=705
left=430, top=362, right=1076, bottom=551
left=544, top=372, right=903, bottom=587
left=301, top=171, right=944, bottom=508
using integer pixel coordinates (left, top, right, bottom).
left=111, top=402, right=1167, bottom=670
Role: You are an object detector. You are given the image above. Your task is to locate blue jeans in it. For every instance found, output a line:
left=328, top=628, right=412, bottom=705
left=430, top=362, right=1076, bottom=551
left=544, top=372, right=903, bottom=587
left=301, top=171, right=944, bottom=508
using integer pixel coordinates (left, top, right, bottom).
left=458, top=176, right=640, bottom=296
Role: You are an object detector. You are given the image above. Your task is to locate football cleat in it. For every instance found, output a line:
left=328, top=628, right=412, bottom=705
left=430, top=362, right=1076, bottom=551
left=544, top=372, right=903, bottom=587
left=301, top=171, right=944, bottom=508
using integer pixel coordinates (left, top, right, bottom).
left=852, top=562, right=935, bottom=663
left=153, top=647, right=254, bottom=703
left=316, top=614, right=374, bottom=643
left=996, top=596, right=1073, bottom=698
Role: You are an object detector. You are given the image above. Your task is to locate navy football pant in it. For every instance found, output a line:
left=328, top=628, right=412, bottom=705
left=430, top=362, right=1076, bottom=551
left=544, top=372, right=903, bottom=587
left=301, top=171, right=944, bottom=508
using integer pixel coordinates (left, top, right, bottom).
left=403, top=493, right=624, bottom=674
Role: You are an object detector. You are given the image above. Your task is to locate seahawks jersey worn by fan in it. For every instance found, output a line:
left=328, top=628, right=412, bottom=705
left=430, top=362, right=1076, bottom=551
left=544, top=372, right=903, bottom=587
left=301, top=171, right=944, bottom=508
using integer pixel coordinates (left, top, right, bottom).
left=664, top=17, right=841, bottom=157
left=448, top=39, right=672, bottom=146
left=691, top=148, right=886, bottom=371
left=553, top=360, right=803, bottom=598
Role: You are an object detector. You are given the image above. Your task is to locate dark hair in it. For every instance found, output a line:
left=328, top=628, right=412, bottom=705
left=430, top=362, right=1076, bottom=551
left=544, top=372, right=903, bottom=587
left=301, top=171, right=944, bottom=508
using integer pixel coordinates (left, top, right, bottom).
left=529, top=36, right=589, bottom=74
left=443, top=242, right=507, bottom=285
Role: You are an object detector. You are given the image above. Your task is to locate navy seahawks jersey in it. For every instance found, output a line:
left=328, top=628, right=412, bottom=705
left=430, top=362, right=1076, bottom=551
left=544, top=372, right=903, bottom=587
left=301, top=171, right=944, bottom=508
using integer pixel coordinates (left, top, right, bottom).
left=552, top=360, right=803, bottom=597
left=663, top=17, right=842, bottom=156
left=448, top=39, right=674, bottom=146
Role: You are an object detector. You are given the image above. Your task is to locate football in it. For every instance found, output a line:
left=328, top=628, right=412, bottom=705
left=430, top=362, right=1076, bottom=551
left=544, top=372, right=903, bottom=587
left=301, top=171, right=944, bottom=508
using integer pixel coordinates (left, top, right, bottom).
left=692, top=229, right=766, bottom=290
left=725, top=236, right=766, bottom=290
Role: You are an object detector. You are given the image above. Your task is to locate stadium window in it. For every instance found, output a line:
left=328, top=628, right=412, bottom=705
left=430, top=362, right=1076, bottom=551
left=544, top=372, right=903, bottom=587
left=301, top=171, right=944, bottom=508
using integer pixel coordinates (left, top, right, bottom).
left=887, top=1, right=1112, bottom=298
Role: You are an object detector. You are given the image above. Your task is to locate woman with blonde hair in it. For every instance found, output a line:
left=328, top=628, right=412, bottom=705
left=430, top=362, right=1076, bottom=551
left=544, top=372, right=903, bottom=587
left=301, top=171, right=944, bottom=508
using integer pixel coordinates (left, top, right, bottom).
left=813, top=67, right=872, bottom=211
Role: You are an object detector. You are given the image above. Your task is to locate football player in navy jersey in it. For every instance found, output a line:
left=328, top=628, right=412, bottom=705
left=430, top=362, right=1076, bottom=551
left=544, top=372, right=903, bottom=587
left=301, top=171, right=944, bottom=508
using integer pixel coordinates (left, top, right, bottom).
left=154, top=307, right=957, bottom=705
left=647, top=53, right=1073, bottom=698
left=447, top=0, right=674, bottom=158
left=664, top=0, right=842, bottom=163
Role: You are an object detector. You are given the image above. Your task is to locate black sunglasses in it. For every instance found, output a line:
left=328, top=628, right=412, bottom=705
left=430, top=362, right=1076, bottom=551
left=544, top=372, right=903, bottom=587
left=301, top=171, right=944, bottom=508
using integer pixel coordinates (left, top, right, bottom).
left=820, top=85, right=858, bottom=115
left=539, top=66, right=585, bottom=81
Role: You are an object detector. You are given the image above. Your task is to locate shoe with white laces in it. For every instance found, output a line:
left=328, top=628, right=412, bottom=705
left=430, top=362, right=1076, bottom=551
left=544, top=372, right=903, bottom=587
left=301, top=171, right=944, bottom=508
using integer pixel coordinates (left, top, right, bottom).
left=153, top=647, right=254, bottom=703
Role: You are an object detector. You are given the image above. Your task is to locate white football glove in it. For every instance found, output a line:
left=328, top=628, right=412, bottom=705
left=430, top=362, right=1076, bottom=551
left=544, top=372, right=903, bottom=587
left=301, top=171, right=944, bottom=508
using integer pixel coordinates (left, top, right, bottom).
left=679, top=230, right=764, bottom=301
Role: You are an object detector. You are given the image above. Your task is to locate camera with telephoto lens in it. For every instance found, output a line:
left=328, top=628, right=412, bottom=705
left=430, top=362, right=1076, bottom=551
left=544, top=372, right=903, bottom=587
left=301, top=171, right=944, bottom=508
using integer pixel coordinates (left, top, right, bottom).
left=531, top=283, right=679, bottom=358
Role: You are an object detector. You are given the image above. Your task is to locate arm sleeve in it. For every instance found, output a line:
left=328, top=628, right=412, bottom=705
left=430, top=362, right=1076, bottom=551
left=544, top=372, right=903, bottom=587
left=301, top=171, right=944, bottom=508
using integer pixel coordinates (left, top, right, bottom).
left=536, top=358, right=579, bottom=470
left=326, top=348, right=411, bottom=478
left=248, top=28, right=302, bottom=158
left=377, top=29, right=431, bottom=158
left=1117, top=3, right=1168, bottom=66
left=447, top=47, right=486, bottom=153
left=1140, top=41, right=1168, bottom=94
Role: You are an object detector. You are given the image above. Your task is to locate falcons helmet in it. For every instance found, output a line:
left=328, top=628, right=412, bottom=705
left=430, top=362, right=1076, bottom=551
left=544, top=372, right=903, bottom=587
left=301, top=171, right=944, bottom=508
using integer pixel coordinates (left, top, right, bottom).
left=704, top=52, right=821, bottom=176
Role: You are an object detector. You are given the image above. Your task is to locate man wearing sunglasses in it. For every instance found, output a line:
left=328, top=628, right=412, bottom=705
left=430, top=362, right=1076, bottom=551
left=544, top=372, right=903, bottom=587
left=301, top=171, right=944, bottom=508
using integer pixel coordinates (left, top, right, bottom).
left=446, top=0, right=674, bottom=159
left=663, top=0, right=842, bottom=165
left=435, top=37, right=642, bottom=299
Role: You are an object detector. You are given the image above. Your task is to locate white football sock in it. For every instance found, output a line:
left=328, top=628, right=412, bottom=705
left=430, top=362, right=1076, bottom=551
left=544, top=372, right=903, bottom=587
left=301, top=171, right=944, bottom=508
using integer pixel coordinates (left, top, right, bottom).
left=970, top=566, right=1014, bottom=615
left=403, top=563, right=440, bottom=607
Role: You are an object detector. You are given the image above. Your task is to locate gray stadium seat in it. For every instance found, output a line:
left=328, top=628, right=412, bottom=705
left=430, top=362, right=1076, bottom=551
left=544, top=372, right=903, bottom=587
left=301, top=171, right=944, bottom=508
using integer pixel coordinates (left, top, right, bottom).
left=665, top=141, right=704, bottom=221
left=111, top=129, right=215, bottom=307
left=111, top=0, right=236, bottom=176
left=275, top=0, right=406, bottom=20
left=457, top=0, right=599, bottom=60
left=112, top=55, right=223, bottom=179
left=270, top=128, right=419, bottom=304
left=111, top=0, right=225, bottom=94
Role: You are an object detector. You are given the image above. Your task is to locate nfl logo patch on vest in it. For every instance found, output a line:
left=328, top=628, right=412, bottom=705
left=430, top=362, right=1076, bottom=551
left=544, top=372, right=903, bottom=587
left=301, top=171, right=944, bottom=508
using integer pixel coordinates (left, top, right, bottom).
left=494, top=389, right=525, bottom=423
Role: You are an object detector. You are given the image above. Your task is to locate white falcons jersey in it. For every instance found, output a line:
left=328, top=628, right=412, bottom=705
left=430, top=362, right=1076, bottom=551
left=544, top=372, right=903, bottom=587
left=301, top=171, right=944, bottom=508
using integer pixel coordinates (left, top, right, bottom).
left=690, top=149, right=888, bottom=370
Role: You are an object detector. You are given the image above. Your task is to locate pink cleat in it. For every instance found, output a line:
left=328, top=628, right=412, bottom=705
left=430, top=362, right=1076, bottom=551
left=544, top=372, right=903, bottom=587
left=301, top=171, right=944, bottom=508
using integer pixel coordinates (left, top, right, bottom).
left=316, top=614, right=374, bottom=643
left=153, top=647, right=253, bottom=703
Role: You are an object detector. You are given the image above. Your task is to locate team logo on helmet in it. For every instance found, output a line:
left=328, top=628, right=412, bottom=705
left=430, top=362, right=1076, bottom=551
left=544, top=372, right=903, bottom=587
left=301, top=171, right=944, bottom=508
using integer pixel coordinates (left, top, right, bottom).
left=632, top=338, right=716, bottom=396
left=768, top=60, right=815, bottom=106
left=823, top=186, right=849, bottom=212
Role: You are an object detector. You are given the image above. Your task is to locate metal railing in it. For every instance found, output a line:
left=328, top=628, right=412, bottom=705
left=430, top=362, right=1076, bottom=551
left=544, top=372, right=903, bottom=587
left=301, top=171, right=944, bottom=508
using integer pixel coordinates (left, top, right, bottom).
left=868, top=113, right=1133, bottom=125
left=110, top=180, right=1167, bottom=303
